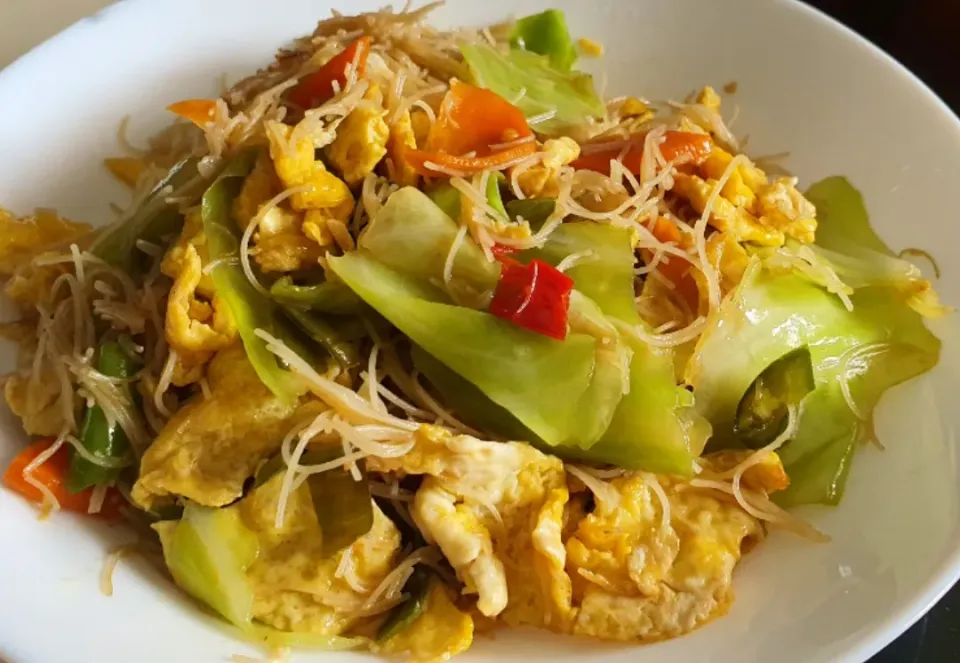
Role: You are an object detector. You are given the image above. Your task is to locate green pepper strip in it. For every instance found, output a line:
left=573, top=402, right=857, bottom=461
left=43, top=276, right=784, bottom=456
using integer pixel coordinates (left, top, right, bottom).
left=67, top=340, right=138, bottom=493
left=281, top=307, right=359, bottom=371
left=377, top=566, right=431, bottom=641
left=269, top=277, right=363, bottom=315
left=735, top=346, right=816, bottom=449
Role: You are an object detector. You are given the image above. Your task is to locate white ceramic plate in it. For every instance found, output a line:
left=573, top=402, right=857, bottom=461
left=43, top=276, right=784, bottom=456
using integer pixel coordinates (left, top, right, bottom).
left=1, top=1, right=959, bottom=662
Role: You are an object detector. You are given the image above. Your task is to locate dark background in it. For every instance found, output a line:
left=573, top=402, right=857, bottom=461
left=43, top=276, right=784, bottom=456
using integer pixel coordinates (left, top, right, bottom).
left=803, top=2, right=960, bottom=661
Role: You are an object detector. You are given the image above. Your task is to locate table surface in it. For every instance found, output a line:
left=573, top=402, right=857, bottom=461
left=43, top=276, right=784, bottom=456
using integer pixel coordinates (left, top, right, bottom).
left=0, top=0, right=957, bottom=661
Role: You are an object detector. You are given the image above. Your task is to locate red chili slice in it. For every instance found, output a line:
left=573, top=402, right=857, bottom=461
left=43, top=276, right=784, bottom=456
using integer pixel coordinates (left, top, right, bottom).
left=489, top=258, right=574, bottom=340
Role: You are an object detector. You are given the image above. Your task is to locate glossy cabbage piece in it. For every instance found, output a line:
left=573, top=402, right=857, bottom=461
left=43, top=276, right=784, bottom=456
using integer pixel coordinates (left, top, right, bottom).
left=688, top=265, right=940, bottom=505
left=359, top=187, right=500, bottom=298
left=804, top=176, right=948, bottom=319
left=352, top=192, right=644, bottom=449
left=393, top=209, right=703, bottom=472
left=531, top=221, right=707, bottom=474
left=357, top=190, right=631, bottom=449
left=379, top=578, right=474, bottom=659
left=329, top=251, right=597, bottom=447
left=527, top=221, right=639, bottom=325
left=460, top=43, right=604, bottom=135
left=154, top=503, right=260, bottom=627
left=565, top=292, right=633, bottom=448
left=411, top=344, right=540, bottom=441
left=426, top=173, right=508, bottom=226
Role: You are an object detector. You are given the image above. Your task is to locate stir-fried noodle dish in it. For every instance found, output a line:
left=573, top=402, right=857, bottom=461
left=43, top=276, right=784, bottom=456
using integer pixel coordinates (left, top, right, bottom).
left=0, top=5, right=947, bottom=660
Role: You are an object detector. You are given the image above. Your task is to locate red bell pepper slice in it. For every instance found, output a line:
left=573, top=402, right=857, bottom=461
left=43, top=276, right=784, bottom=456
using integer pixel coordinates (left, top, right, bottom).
left=489, top=258, right=574, bottom=340
left=573, top=131, right=712, bottom=176
left=405, top=80, right=537, bottom=177
left=288, top=36, right=372, bottom=110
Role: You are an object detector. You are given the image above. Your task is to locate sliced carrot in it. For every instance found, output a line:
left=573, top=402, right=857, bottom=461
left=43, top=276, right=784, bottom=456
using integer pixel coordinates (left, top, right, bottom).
left=3, top=439, right=123, bottom=519
left=651, top=216, right=685, bottom=245
left=427, top=80, right=533, bottom=156
left=573, top=131, right=712, bottom=175
left=288, top=36, right=372, bottom=110
left=167, top=99, right=218, bottom=128
left=658, top=131, right=714, bottom=166
left=405, top=80, right=536, bottom=177
left=104, top=157, right=146, bottom=188
left=404, top=144, right=536, bottom=176
left=645, top=217, right=699, bottom=310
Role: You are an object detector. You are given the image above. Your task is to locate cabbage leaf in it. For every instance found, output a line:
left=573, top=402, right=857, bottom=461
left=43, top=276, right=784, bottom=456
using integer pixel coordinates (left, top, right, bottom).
left=154, top=503, right=259, bottom=627
left=328, top=250, right=597, bottom=447
left=460, top=43, right=604, bottom=135
left=357, top=189, right=628, bottom=448
left=691, top=265, right=938, bottom=505
left=770, top=176, right=950, bottom=318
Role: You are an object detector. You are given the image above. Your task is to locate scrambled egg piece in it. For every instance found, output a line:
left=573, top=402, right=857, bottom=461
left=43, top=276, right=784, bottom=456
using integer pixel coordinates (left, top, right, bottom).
left=699, top=145, right=759, bottom=209
left=387, top=109, right=420, bottom=187
left=160, top=208, right=237, bottom=383
left=0, top=208, right=92, bottom=309
left=233, top=152, right=334, bottom=272
left=162, top=209, right=215, bottom=298
left=239, top=472, right=402, bottom=635
left=0, top=207, right=91, bottom=276
left=4, top=263, right=67, bottom=311
left=302, top=208, right=336, bottom=248
left=267, top=121, right=354, bottom=212
left=410, top=109, right=432, bottom=146
left=369, top=426, right=575, bottom=629
left=233, top=152, right=280, bottom=231
left=700, top=145, right=768, bottom=193
left=163, top=243, right=237, bottom=384
left=254, top=205, right=326, bottom=273
left=566, top=474, right=765, bottom=641
left=755, top=177, right=818, bottom=244
left=672, top=172, right=784, bottom=246
left=104, top=157, right=146, bottom=188
left=0, top=209, right=94, bottom=432
left=696, top=86, right=722, bottom=112
left=258, top=123, right=359, bottom=268
left=577, top=37, right=604, bottom=58
left=132, top=347, right=319, bottom=509
left=381, top=580, right=474, bottom=661
left=686, top=146, right=817, bottom=245
left=619, top=97, right=653, bottom=121
left=705, top=231, right=750, bottom=294
left=326, top=85, right=390, bottom=186
left=3, top=335, right=64, bottom=436
left=515, top=137, right=580, bottom=199
left=374, top=428, right=777, bottom=645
